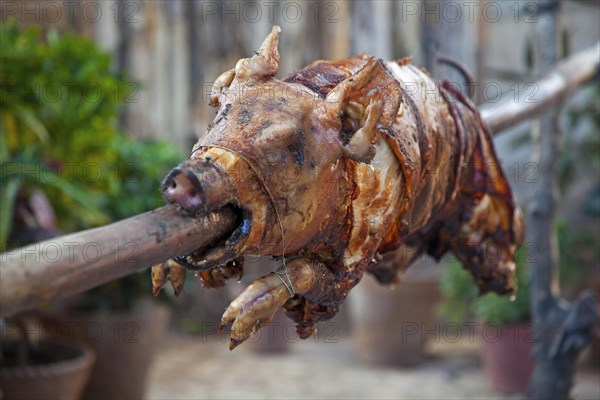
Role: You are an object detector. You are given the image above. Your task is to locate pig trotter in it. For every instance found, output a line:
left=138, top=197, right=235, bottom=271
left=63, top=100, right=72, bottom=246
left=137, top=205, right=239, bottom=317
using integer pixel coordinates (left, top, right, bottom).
left=220, top=258, right=333, bottom=350
left=151, top=259, right=186, bottom=297
left=150, top=263, right=167, bottom=297
left=220, top=272, right=290, bottom=350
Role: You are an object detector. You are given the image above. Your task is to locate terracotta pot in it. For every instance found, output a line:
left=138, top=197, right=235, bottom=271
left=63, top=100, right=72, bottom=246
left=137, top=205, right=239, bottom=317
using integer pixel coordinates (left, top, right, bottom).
left=0, top=340, right=95, bottom=400
left=349, top=259, right=442, bottom=367
left=480, top=323, right=535, bottom=394
left=57, top=298, right=170, bottom=400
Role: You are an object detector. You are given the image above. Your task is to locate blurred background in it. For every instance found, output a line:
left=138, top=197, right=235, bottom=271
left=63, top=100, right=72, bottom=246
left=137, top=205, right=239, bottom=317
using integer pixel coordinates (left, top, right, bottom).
left=1, top=1, right=599, bottom=399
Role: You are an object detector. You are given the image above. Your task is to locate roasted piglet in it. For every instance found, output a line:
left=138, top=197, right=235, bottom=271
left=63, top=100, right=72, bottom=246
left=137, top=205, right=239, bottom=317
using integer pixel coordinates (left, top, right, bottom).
left=154, top=26, right=524, bottom=349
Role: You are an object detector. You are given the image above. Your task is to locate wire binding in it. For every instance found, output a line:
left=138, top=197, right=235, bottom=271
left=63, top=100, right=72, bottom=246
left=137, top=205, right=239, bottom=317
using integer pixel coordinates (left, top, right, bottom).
left=198, top=144, right=295, bottom=297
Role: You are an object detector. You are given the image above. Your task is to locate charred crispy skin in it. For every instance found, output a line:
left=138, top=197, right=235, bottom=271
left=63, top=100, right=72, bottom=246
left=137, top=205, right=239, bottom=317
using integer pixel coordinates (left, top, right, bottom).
left=157, top=27, right=524, bottom=349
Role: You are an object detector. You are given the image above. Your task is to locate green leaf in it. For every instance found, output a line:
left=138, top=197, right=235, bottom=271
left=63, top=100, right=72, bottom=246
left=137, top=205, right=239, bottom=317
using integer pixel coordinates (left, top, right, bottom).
left=0, top=177, right=20, bottom=251
left=2, top=161, right=103, bottom=220
left=0, top=118, right=8, bottom=162
left=440, top=248, right=531, bottom=325
left=13, top=104, right=48, bottom=143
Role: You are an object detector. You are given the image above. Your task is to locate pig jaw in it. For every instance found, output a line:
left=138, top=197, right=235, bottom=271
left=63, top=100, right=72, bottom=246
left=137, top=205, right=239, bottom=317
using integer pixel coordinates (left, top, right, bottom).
left=161, top=147, right=265, bottom=270
left=161, top=144, right=350, bottom=271
left=160, top=140, right=351, bottom=272
left=189, top=146, right=351, bottom=261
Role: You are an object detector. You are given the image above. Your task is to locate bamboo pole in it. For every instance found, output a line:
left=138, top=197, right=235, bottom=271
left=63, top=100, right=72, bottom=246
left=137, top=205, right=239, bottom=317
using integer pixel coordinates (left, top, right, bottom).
left=0, top=43, right=598, bottom=318
left=0, top=206, right=237, bottom=317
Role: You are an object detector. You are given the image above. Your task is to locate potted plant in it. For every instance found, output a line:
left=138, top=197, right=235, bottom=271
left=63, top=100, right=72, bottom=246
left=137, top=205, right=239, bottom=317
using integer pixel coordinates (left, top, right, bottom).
left=440, top=249, right=533, bottom=394
left=1, top=21, right=181, bottom=399
left=0, top=313, right=96, bottom=400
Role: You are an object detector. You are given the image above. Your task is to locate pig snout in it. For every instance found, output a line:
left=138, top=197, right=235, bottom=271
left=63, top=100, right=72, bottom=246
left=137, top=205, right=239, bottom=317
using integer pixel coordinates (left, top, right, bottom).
left=162, top=160, right=233, bottom=215
left=162, top=167, right=205, bottom=213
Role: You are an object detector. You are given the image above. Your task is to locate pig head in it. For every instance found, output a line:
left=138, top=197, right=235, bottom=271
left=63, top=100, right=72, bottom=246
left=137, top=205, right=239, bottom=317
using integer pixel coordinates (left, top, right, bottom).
left=154, top=26, right=524, bottom=349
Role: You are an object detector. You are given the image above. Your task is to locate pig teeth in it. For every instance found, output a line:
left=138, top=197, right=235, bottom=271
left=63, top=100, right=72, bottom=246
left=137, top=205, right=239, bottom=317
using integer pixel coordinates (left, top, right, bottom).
left=150, top=259, right=187, bottom=297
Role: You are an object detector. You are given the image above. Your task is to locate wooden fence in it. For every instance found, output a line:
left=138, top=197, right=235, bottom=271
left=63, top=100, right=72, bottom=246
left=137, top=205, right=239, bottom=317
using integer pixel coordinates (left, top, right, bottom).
left=5, top=0, right=597, bottom=153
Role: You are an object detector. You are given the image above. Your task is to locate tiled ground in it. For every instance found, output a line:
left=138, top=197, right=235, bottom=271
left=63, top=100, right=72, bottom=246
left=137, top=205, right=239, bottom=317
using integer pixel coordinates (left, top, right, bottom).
left=146, top=333, right=599, bottom=400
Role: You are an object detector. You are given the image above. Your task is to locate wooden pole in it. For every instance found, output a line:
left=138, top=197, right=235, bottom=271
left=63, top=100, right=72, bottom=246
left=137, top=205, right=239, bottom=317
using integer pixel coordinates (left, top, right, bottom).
left=481, top=42, right=599, bottom=134
left=0, top=206, right=237, bottom=317
left=526, top=1, right=597, bottom=398
left=0, top=43, right=598, bottom=318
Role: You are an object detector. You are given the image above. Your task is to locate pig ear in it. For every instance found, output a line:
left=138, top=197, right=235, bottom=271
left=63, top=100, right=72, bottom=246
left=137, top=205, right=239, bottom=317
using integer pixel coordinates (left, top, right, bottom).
left=324, top=57, right=401, bottom=163
left=209, top=26, right=281, bottom=107
left=234, top=26, right=281, bottom=82
left=210, top=68, right=235, bottom=108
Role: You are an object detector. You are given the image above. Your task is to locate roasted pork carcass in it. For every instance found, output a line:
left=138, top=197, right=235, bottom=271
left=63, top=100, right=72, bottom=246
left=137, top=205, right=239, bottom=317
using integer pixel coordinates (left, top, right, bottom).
left=153, top=26, right=524, bottom=349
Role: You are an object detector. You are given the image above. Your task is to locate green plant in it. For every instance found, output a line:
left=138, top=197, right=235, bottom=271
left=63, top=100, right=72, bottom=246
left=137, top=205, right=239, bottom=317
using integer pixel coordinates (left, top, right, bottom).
left=0, top=20, right=131, bottom=248
left=0, top=21, right=182, bottom=309
left=556, top=218, right=599, bottom=296
left=440, top=248, right=531, bottom=326
left=76, top=138, right=182, bottom=311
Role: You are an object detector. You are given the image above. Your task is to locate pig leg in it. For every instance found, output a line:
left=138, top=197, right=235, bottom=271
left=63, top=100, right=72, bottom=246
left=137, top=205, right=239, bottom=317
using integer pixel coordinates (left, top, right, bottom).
left=151, top=259, right=186, bottom=297
left=220, top=258, right=336, bottom=350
